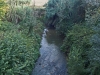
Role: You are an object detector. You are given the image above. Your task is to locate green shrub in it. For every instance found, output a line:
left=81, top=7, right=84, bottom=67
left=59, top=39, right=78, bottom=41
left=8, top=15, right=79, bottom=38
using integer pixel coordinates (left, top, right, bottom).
left=6, top=1, right=36, bottom=35
left=89, top=34, right=100, bottom=75
left=68, top=47, right=86, bottom=75
left=0, top=1, right=44, bottom=75
left=61, top=24, right=94, bottom=75
left=84, top=6, right=100, bottom=75
left=0, top=21, right=14, bottom=31
left=0, top=31, right=40, bottom=75
left=61, top=24, right=94, bottom=52
left=0, top=0, right=7, bottom=20
left=88, top=23, right=100, bottom=75
left=61, top=4, right=100, bottom=75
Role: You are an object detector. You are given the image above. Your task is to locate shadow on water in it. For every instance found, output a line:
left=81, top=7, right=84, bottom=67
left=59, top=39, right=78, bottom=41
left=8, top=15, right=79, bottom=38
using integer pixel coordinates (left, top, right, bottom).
left=32, top=28, right=68, bottom=75
left=45, top=29, right=64, bottom=47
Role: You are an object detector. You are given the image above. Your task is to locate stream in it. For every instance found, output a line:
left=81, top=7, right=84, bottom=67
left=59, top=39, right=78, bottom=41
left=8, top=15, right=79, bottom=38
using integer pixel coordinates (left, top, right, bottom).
left=32, top=28, right=68, bottom=75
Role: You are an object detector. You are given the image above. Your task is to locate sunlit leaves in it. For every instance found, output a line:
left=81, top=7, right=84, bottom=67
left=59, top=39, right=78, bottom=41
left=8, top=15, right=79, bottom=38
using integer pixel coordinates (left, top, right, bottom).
left=0, top=0, right=7, bottom=20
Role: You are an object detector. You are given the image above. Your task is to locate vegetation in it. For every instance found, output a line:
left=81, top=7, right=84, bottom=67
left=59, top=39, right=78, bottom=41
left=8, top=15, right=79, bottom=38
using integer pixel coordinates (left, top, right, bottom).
left=61, top=24, right=95, bottom=75
left=0, top=0, right=44, bottom=75
left=46, top=0, right=85, bottom=34
left=46, top=0, right=100, bottom=75
left=0, top=0, right=7, bottom=20
left=1, top=0, right=100, bottom=75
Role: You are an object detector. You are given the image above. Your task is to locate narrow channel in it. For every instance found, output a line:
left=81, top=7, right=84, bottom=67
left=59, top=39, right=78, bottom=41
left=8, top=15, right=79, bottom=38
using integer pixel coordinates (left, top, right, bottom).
left=32, top=28, right=68, bottom=75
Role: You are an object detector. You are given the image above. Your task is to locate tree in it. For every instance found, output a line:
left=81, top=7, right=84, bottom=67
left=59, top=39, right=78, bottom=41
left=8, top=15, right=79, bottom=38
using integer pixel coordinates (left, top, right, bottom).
left=46, top=0, right=85, bottom=34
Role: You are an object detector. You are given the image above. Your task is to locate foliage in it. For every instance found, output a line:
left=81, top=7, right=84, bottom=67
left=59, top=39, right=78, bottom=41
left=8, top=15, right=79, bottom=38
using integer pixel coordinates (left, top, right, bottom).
left=61, top=24, right=94, bottom=52
left=6, top=0, right=32, bottom=24
left=46, top=0, right=58, bottom=19
left=68, top=47, right=86, bottom=75
left=46, top=0, right=100, bottom=75
left=46, top=0, right=68, bottom=28
left=0, top=31, right=40, bottom=75
left=63, top=5, right=100, bottom=75
left=46, top=0, right=69, bottom=20
left=0, top=0, right=7, bottom=20
left=0, top=19, right=43, bottom=75
left=19, top=7, right=36, bottom=35
left=6, top=0, right=37, bottom=35
left=61, top=24, right=94, bottom=75
left=89, top=35, right=100, bottom=75
left=0, top=0, right=44, bottom=75
left=46, top=0, right=85, bottom=34
left=88, top=21, right=100, bottom=75
left=0, top=21, right=14, bottom=31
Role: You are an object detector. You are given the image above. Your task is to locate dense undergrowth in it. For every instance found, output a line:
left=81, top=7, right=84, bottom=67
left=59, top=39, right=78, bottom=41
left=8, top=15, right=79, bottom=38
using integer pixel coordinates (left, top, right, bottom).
left=61, top=24, right=95, bottom=75
left=0, top=0, right=44, bottom=75
left=46, top=0, right=100, bottom=75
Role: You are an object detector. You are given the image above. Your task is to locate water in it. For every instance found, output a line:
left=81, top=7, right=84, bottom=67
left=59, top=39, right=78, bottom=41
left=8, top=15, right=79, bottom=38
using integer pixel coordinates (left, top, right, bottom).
left=32, top=28, right=68, bottom=75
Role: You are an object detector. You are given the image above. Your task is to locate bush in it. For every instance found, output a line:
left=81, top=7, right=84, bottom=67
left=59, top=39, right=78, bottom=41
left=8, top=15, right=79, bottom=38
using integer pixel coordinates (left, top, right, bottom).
left=0, top=10, right=43, bottom=74
left=0, top=31, right=40, bottom=75
left=68, top=47, right=86, bottom=75
left=88, top=23, right=100, bottom=75
left=0, top=21, right=14, bottom=31
left=61, top=24, right=94, bottom=75
left=0, top=0, right=7, bottom=19
left=61, top=24, right=94, bottom=52
left=89, top=34, right=100, bottom=75
left=61, top=5, right=100, bottom=75
left=0, top=1, right=44, bottom=75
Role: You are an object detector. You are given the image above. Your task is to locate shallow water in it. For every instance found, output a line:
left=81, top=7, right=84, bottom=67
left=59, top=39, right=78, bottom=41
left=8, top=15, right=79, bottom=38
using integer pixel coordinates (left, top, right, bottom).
left=32, top=28, right=68, bottom=75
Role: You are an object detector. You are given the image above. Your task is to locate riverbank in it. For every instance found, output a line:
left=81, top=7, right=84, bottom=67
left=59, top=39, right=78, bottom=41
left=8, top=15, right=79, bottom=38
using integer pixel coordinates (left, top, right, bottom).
left=0, top=1, right=44, bottom=74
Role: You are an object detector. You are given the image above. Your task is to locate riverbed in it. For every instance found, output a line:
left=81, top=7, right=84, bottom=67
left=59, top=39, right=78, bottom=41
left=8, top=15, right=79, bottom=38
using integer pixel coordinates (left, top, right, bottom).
left=32, top=28, right=68, bottom=75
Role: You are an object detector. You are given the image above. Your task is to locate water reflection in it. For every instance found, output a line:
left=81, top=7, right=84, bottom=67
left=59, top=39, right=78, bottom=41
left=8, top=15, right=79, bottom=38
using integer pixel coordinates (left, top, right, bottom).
left=44, top=28, right=63, bottom=46
left=32, top=28, right=67, bottom=75
left=40, top=28, right=63, bottom=56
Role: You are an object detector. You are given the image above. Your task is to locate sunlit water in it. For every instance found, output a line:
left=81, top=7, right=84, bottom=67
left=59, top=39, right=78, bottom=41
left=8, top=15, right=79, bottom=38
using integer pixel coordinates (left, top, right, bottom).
left=32, top=28, right=68, bottom=75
